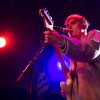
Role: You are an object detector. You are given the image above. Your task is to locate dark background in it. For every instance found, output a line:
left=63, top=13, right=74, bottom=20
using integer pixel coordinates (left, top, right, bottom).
left=0, top=0, right=100, bottom=100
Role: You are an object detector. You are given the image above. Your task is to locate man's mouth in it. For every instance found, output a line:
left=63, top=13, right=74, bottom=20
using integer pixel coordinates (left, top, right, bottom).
left=69, top=30, right=73, bottom=33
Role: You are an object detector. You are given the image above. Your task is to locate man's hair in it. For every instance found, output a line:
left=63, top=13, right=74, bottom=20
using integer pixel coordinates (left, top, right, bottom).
left=64, top=14, right=90, bottom=29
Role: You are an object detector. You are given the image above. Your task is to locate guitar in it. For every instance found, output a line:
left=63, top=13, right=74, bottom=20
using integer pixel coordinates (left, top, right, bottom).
left=39, top=8, right=72, bottom=100
left=39, top=8, right=69, bottom=78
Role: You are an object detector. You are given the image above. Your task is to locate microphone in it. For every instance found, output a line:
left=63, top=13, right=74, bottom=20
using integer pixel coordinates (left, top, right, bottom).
left=53, top=26, right=69, bottom=33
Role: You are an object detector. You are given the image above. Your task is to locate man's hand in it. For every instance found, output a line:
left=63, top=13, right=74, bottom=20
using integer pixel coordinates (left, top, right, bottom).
left=43, top=30, right=62, bottom=44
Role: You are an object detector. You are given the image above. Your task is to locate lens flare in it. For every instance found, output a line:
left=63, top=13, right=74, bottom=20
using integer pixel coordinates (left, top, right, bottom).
left=0, top=37, right=6, bottom=48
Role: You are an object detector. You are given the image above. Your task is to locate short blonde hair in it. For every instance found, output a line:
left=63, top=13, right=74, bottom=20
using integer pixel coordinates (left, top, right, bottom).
left=64, top=14, right=90, bottom=29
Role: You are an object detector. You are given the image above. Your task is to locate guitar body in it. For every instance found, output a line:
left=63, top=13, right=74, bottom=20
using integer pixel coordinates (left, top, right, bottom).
left=60, top=80, right=72, bottom=100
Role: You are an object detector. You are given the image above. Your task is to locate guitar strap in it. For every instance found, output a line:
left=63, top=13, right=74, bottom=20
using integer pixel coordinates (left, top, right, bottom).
left=70, top=60, right=79, bottom=100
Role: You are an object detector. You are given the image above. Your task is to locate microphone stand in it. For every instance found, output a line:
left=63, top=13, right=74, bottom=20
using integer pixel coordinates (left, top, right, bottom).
left=16, top=46, right=45, bottom=100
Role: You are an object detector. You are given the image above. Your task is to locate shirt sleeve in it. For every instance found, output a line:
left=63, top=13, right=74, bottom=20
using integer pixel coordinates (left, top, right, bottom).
left=59, top=30, right=100, bottom=62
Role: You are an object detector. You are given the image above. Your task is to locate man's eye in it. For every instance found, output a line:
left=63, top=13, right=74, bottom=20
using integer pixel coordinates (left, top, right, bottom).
left=71, top=21, right=76, bottom=24
left=66, top=24, right=69, bottom=28
left=66, top=21, right=76, bottom=27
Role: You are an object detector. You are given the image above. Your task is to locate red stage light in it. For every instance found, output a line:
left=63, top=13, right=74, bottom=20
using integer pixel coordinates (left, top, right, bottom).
left=0, top=37, right=6, bottom=48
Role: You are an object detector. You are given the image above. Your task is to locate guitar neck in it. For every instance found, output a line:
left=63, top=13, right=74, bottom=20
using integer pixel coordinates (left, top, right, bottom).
left=53, top=43, right=69, bottom=78
left=39, top=8, right=69, bottom=78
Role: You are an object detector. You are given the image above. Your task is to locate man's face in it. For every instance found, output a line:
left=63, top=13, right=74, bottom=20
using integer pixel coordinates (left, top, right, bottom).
left=65, top=19, right=84, bottom=39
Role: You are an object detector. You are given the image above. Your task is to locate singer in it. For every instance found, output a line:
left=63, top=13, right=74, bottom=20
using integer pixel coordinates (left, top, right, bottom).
left=43, top=14, right=100, bottom=100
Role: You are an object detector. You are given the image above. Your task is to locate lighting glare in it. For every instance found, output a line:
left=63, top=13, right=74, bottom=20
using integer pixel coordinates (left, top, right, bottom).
left=57, top=62, right=62, bottom=70
left=0, top=37, right=6, bottom=48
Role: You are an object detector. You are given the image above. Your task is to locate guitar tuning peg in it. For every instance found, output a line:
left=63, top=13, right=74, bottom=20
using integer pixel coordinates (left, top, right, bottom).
left=44, top=8, right=48, bottom=13
left=46, top=10, right=48, bottom=14
left=44, top=8, right=47, bottom=12
left=50, top=16, right=52, bottom=20
left=50, top=16, right=54, bottom=22
left=44, top=8, right=47, bottom=10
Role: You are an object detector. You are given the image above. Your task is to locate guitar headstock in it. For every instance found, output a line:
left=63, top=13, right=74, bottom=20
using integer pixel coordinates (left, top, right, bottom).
left=39, top=8, right=54, bottom=30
